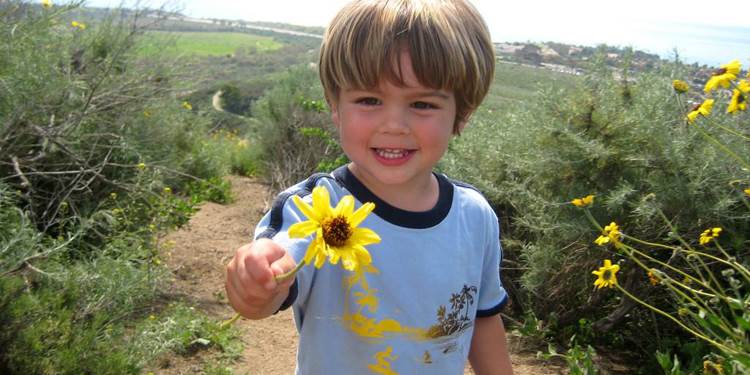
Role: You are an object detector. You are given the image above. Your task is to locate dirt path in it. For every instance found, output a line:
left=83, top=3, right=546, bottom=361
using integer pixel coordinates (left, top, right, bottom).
left=160, top=176, right=564, bottom=374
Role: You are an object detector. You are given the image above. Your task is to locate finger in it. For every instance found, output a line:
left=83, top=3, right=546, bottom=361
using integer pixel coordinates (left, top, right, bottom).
left=244, top=241, right=280, bottom=291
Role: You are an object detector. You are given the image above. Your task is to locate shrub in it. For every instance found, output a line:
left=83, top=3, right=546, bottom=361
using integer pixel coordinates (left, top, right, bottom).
left=251, top=65, right=344, bottom=191
left=442, top=58, right=748, bottom=362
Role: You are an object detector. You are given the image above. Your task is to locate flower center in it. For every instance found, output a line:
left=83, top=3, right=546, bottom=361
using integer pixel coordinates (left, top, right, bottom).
left=603, top=270, right=612, bottom=281
left=713, top=67, right=727, bottom=76
left=322, top=216, right=352, bottom=247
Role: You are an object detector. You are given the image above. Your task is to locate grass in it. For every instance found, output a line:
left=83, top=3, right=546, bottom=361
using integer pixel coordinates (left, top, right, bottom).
left=483, top=60, right=580, bottom=110
left=137, top=31, right=283, bottom=57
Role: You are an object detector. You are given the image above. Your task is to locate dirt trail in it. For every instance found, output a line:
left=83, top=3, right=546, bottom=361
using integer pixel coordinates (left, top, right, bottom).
left=160, top=176, right=564, bottom=374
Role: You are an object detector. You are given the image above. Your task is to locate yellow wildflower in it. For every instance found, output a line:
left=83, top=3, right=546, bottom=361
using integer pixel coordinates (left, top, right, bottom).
left=137, top=162, right=146, bottom=170
left=647, top=270, right=659, bottom=286
left=686, top=99, right=714, bottom=123
left=745, top=188, right=750, bottom=196
left=672, top=79, right=689, bottom=93
left=704, top=360, right=724, bottom=375
left=699, top=227, right=722, bottom=245
left=727, top=80, right=749, bottom=113
left=110, top=192, right=117, bottom=200
left=704, top=60, right=740, bottom=93
left=592, top=259, right=620, bottom=289
left=728, top=90, right=747, bottom=113
left=163, top=187, right=172, bottom=194
left=71, top=21, right=86, bottom=30
left=571, top=194, right=595, bottom=207
left=42, top=0, right=52, bottom=8
left=595, top=221, right=621, bottom=247
left=182, top=101, right=193, bottom=110
left=289, top=186, right=381, bottom=271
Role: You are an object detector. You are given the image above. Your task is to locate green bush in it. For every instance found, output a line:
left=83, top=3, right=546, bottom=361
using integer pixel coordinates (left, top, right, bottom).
left=251, top=65, right=344, bottom=191
left=442, top=59, right=748, bottom=362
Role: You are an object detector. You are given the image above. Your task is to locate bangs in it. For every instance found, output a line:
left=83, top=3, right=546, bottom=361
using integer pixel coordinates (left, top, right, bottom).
left=319, top=0, right=494, bottom=122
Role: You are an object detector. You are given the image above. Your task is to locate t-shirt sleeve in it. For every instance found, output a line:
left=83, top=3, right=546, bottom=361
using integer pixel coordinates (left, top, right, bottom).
left=476, top=209, right=508, bottom=317
left=253, top=190, right=316, bottom=313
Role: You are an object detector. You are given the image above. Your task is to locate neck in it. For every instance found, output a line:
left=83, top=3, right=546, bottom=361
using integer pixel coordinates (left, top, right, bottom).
left=347, top=164, right=439, bottom=212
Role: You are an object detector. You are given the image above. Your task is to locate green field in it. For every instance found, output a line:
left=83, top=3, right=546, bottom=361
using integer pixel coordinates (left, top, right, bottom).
left=137, top=31, right=283, bottom=57
left=483, top=61, right=580, bottom=111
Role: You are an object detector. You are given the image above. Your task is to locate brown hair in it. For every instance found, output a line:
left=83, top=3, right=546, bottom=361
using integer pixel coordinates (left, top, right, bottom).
left=319, top=0, right=495, bottom=133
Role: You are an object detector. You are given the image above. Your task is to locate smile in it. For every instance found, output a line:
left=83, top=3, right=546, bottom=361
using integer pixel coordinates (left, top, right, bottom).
left=374, top=148, right=413, bottom=159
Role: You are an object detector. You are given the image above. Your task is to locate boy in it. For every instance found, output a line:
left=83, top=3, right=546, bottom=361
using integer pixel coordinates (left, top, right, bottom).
left=225, top=0, right=514, bottom=373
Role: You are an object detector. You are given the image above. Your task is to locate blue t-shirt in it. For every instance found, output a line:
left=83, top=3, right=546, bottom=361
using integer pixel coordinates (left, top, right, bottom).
left=254, top=166, right=507, bottom=374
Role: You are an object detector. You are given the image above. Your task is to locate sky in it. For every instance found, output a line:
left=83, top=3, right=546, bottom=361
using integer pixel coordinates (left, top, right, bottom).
left=81, top=0, right=749, bottom=67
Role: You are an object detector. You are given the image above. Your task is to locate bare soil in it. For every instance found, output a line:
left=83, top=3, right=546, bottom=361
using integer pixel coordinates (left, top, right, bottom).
left=158, top=176, right=565, bottom=374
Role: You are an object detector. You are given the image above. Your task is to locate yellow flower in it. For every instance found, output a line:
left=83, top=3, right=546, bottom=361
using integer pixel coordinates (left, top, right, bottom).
left=647, top=270, right=660, bottom=286
left=686, top=99, right=714, bottom=123
left=163, top=187, right=171, bottom=194
left=745, top=188, right=750, bottom=196
left=727, top=80, right=749, bottom=113
left=71, top=21, right=86, bottom=30
left=289, top=186, right=381, bottom=271
left=137, top=162, right=146, bottom=170
left=181, top=101, right=192, bottom=110
left=672, top=80, right=689, bottom=93
left=594, top=221, right=621, bottom=247
left=704, top=360, right=724, bottom=375
left=42, top=0, right=52, bottom=8
left=571, top=194, right=595, bottom=207
left=704, top=60, right=741, bottom=93
left=592, top=259, right=620, bottom=289
left=728, top=90, right=747, bottom=113
left=699, top=227, right=722, bottom=245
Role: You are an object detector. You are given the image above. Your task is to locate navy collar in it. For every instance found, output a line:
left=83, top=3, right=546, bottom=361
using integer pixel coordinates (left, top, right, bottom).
left=332, top=165, right=454, bottom=229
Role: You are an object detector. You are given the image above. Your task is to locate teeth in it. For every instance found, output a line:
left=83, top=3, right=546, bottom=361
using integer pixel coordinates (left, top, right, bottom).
left=376, top=148, right=408, bottom=159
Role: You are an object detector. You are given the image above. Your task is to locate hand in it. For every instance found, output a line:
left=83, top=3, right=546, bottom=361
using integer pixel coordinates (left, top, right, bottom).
left=225, top=238, right=297, bottom=319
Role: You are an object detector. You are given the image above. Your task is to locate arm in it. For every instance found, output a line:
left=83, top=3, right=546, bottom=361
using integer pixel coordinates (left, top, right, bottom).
left=225, top=238, right=297, bottom=319
left=468, top=315, right=514, bottom=375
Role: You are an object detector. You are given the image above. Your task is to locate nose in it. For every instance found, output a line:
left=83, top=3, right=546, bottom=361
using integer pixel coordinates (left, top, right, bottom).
left=379, top=105, right=410, bottom=135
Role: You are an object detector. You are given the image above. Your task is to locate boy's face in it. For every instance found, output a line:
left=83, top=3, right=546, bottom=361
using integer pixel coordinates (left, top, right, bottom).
left=330, top=51, right=465, bottom=193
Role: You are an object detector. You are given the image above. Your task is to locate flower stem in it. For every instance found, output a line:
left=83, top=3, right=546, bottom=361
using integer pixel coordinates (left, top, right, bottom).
left=275, top=260, right=305, bottom=282
left=219, top=313, right=241, bottom=330
left=616, top=284, right=736, bottom=355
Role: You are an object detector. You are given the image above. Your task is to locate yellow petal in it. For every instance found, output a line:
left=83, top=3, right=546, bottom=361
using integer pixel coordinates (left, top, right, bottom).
left=350, top=227, right=381, bottom=245
left=350, top=202, right=375, bottom=227
left=311, top=186, right=333, bottom=218
left=302, top=236, right=322, bottom=265
left=334, top=195, right=354, bottom=218
left=352, top=244, right=373, bottom=265
left=603, top=259, right=612, bottom=267
left=292, top=195, right=322, bottom=223
left=288, top=220, right=319, bottom=238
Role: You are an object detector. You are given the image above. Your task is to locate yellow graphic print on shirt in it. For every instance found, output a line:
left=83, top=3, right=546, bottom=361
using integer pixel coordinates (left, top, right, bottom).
left=341, top=263, right=478, bottom=373
left=367, top=346, right=399, bottom=375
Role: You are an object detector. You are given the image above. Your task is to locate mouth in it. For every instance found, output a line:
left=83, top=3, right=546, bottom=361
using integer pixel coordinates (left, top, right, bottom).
left=373, top=148, right=414, bottom=159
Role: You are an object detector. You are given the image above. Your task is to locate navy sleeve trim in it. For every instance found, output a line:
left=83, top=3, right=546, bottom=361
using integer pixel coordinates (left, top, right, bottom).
left=276, top=279, right=298, bottom=312
left=255, top=172, right=334, bottom=241
left=259, top=173, right=336, bottom=313
left=476, top=294, right=508, bottom=318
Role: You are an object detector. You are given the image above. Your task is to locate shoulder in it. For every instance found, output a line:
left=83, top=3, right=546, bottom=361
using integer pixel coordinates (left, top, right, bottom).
left=443, top=175, right=495, bottom=215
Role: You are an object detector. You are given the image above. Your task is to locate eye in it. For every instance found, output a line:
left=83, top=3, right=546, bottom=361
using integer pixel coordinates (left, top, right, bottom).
left=356, top=97, right=381, bottom=106
left=412, top=101, right=437, bottom=110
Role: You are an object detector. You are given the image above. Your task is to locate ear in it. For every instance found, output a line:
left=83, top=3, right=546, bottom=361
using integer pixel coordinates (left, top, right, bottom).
left=454, top=112, right=472, bottom=135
